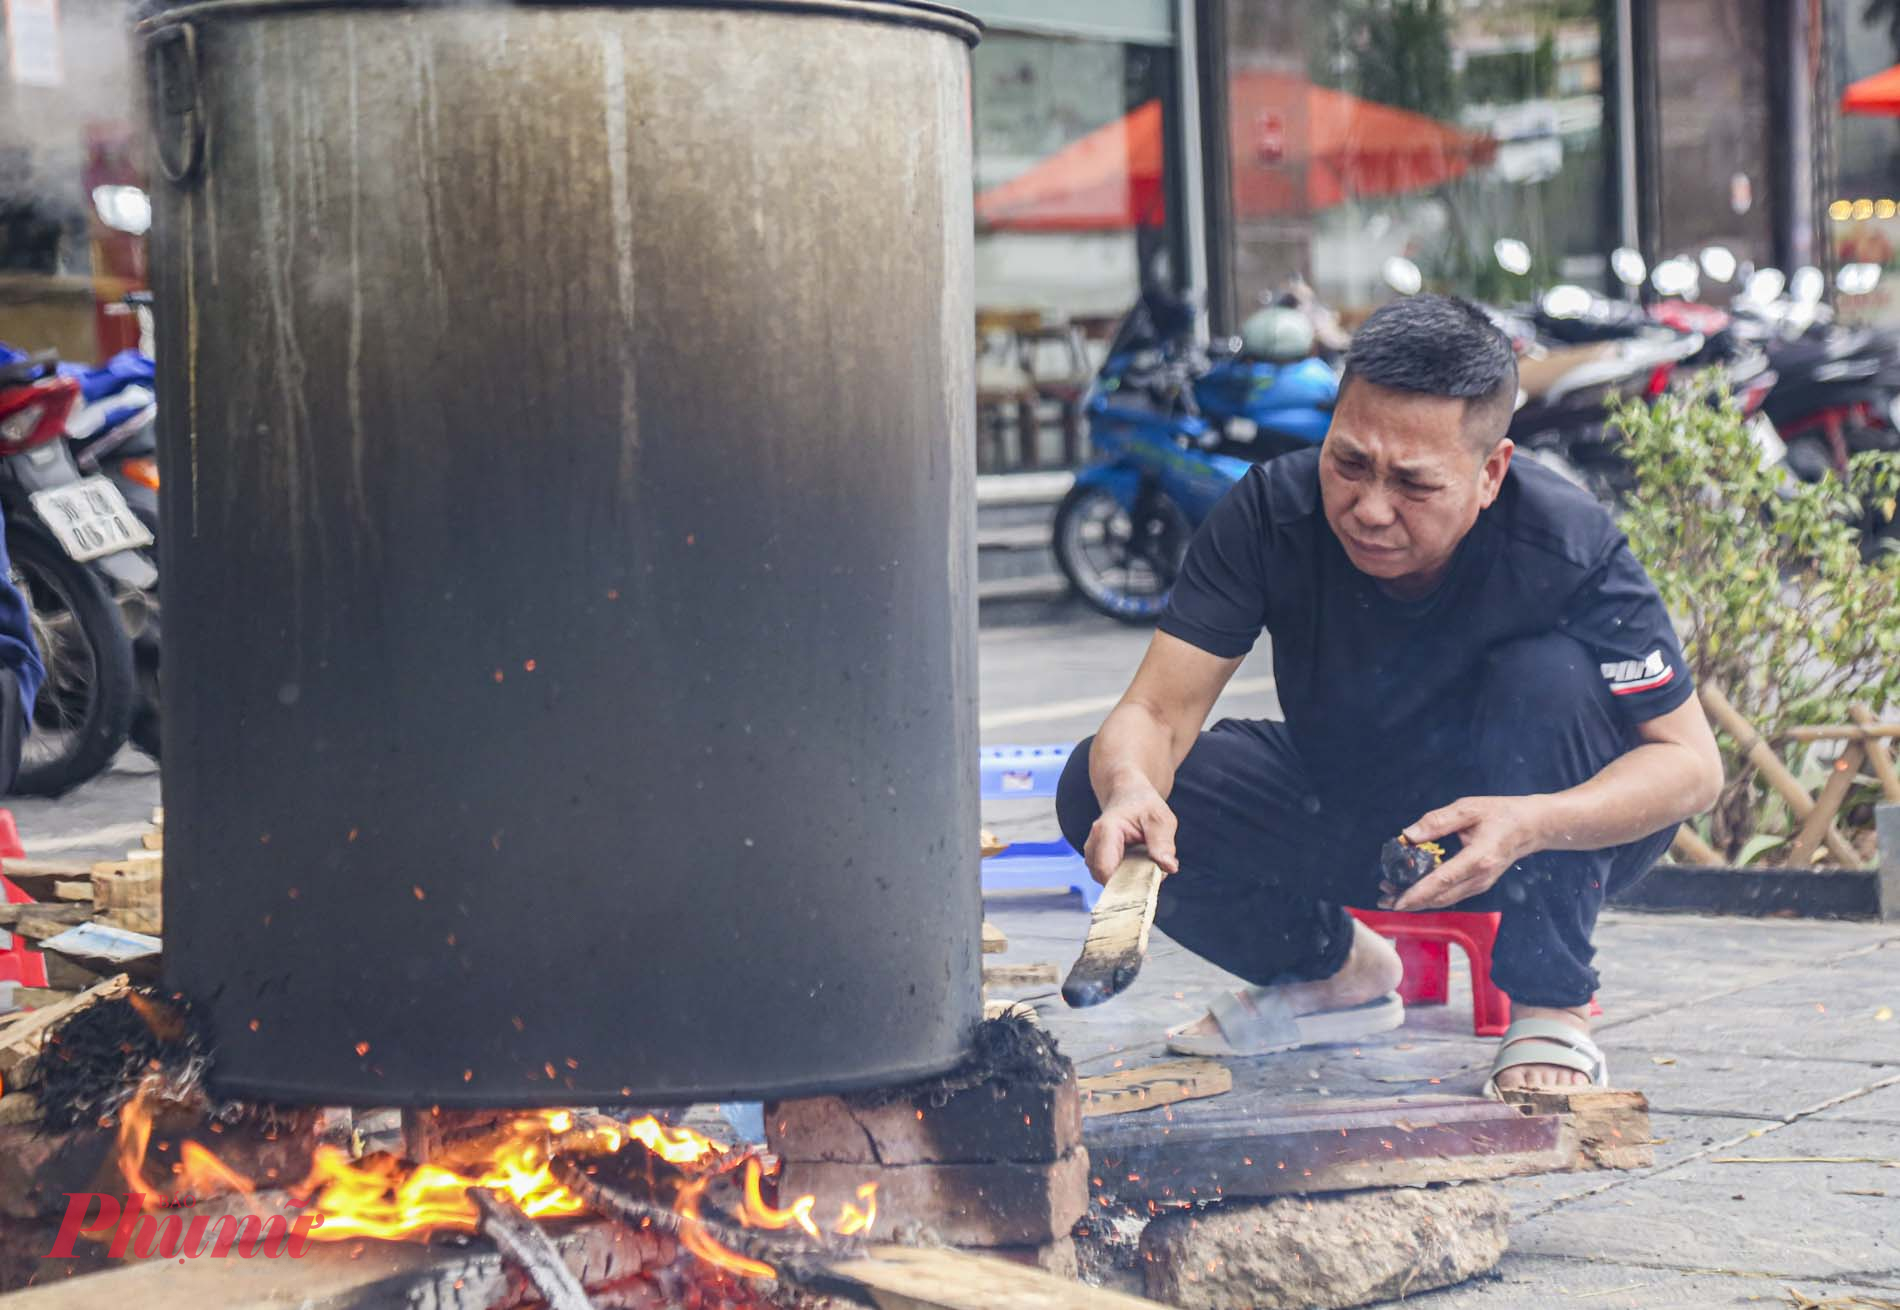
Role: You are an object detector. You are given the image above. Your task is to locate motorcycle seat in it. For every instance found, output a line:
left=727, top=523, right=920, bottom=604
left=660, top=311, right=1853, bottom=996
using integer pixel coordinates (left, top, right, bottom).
left=1516, top=343, right=1619, bottom=400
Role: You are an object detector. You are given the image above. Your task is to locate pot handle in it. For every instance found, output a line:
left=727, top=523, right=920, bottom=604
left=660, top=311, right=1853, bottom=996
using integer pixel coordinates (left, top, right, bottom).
left=147, top=23, right=204, bottom=185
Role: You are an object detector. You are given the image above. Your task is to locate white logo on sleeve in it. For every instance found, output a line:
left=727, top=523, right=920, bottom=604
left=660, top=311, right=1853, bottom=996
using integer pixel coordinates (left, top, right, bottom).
left=1600, top=649, right=1674, bottom=696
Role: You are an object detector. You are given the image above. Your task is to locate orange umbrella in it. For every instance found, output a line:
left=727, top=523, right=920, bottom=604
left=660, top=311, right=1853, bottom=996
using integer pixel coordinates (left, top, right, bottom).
left=974, top=75, right=1494, bottom=233
left=1843, top=62, right=1900, bottom=115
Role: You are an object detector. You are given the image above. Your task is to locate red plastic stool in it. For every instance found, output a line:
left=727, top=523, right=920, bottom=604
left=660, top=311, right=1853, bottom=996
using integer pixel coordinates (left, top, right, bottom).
left=1351, top=909, right=1512, bottom=1036
left=1350, top=908, right=1600, bottom=1037
left=0, top=809, right=48, bottom=990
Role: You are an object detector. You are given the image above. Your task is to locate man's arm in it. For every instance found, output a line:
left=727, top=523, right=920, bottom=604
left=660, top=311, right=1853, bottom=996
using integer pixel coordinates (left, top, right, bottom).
left=1082, top=632, right=1243, bottom=881
left=1391, top=695, right=1724, bottom=912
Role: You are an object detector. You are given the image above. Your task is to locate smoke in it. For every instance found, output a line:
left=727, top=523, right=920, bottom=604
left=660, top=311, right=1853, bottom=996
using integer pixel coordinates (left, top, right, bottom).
left=0, top=0, right=142, bottom=276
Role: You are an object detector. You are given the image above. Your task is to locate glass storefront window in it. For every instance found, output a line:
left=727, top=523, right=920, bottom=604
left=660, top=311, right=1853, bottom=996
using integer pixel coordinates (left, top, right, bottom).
left=1222, top=0, right=1611, bottom=327
left=1830, top=0, right=1900, bottom=326
left=971, top=32, right=1178, bottom=469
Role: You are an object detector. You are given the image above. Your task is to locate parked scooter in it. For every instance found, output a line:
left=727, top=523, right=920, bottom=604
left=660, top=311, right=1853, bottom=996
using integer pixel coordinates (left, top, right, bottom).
left=1052, top=287, right=1338, bottom=622
left=0, top=347, right=158, bottom=794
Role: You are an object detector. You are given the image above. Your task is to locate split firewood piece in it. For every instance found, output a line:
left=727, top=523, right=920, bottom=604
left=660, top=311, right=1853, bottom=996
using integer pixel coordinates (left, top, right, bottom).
left=92, top=864, right=161, bottom=935
left=549, top=1159, right=1168, bottom=1309
left=983, top=963, right=1058, bottom=989
left=980, top=828, right=1010, bottom=859
left=470, top=1188, right=598, bottom=1310
left=981, top=921, right=1008, bottom=955
left=1499, top=1087, right=1655, bottom=1171
left=11, top=988, right=80, bottom=1011
left=1061, top=854, right=1162, bottom=1009
left=0, top=860, right=91, bottom=902
left=1078, top=1059, right=1233, bottom=1119
left=0, top=974, right=130, bottom=1080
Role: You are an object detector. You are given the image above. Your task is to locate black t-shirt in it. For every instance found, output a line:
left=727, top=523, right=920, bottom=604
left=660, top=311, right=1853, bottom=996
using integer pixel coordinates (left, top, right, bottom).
left=1158, top=448, right=1694, bottom=803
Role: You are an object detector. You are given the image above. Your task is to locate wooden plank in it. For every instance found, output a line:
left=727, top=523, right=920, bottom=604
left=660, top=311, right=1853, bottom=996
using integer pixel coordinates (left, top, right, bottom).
left=140, top=829, right=163, bottom=851
left=980, top=828, right=1010, bottom=858
left=0, top=975, right=129, bottom=1080
left=1084, top=1095, right=1572, bottom=1204
left=1500, top=1087, right=1654, bottom=1170
left=1699, top=685, right=1860, bottom=866
left=9, top=911, right=89, bottom=944
left=0, top=861, right=90, bottom=901
left=1851, top=706, right=1900, bottom=803
left=1079, top=1059, right=1232, bottom=1119
left=11, top=989, right=79, bottom=1011
left=0, top=904, right=88, bottom=931
left=95, top=906, right=162, bottom=935
left=983, top=963, right=1058, bottom=989
left=1669, top=826, right=1723, bottom=866
left=1061, top=855, right=1161, bottom=1008
left=821, top=1244, right=1170, bottom=1309
left=982, top=921, right=1008, bottom=955
left=1787, top=741, right=1866, bottom=868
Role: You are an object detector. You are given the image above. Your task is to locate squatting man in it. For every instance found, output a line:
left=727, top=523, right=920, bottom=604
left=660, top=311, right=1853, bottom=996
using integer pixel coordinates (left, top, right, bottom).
left=1056, top=294, right=1725, bottom=1093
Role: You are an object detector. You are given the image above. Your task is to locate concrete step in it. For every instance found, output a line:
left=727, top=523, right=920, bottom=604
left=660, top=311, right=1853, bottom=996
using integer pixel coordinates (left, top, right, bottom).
left=977, top=573, right=1069, bottom=603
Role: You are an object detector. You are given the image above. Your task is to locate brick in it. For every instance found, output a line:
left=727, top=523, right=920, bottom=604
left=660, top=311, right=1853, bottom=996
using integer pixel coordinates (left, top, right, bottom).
left=767, top=1076, right=1080, bottom=1165
left=777, top=1148, right=1088, bottom=1247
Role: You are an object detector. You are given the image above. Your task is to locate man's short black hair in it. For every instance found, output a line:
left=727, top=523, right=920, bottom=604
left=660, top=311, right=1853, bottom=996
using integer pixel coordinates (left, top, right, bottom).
left=1339, top=294, right=1518, bottom=448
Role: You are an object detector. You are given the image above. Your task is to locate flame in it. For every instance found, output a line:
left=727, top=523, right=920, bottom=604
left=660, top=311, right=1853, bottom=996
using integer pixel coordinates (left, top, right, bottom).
left=108, top=1085, right=875, bottom=1274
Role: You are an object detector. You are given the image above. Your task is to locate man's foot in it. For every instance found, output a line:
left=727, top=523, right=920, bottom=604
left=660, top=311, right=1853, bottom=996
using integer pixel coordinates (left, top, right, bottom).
left=1170, top=919, right=1403, bottom=1043
left=1491, top=1005, right=1597, bottom=1091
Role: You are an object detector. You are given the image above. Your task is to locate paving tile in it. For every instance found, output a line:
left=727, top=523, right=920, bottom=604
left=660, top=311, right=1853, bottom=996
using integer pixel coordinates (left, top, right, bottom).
left=1814, top=1082, right=1900, bottom=1126
left=1400, top=1253, right=1899, bottom=1309
left=1603, top=1046, right=1895, bottom=1119
left=1514, top=1120, right=1900, bottom=1280
left=1499, top=1110, right=1767, bottom=1208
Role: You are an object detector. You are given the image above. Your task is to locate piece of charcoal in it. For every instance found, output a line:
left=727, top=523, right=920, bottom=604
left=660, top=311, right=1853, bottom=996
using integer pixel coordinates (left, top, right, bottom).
left=1379, top=836, right=1444, bottom=892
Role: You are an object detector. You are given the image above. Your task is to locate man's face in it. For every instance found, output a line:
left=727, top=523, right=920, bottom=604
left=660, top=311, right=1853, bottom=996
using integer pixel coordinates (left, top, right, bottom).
left=1318, top=378, right=1513, bottom=597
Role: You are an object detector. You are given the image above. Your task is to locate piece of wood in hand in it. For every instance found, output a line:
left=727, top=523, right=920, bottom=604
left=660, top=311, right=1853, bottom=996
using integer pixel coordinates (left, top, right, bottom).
left=981, top=828, right=1010, bottom=859
left=0, top=860, right=91, bottom=901
left=984, top=963, right=1057, bottom=988
left=1499, top=1087, right=1654, bottom=1171
left=1078, top=1059, right=1233, bottom=1119
left=982, top=921, right=1009, bottom=955
left=1061, top=854, right=1162, bottom=1008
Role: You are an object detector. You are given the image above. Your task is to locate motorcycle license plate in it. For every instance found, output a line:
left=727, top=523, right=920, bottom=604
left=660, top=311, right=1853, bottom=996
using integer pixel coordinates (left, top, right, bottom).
left=30, top=478, right=154, bottom=563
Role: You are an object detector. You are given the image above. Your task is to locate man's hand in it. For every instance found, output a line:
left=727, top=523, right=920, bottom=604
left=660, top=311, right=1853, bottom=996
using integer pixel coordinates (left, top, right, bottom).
left=1382, top=794, right=1550, bottom=912
left=1083, top=783, right=1180, bottom=885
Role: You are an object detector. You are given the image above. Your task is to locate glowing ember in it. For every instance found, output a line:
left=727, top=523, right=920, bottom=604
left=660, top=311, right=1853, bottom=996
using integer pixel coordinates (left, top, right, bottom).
left=108, top=1087, right=874, bottom=1278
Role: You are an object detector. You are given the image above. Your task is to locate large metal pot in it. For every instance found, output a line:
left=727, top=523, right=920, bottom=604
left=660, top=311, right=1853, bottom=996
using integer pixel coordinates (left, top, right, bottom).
left=141, top=0, right=980, bottom=1107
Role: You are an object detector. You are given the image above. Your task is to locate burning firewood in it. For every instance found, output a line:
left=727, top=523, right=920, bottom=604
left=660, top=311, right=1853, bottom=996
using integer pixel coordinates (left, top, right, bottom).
left=470, top=1186, right=599, bottom=1310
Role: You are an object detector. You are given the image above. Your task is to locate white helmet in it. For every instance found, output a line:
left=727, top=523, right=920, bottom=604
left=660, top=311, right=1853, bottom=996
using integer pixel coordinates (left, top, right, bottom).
left=1239, top=307, right=1316, bottom=362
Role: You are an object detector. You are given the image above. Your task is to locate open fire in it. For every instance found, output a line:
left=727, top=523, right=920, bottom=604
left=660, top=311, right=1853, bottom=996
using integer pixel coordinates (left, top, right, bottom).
left=105, top=1077, right=877, bottom=1279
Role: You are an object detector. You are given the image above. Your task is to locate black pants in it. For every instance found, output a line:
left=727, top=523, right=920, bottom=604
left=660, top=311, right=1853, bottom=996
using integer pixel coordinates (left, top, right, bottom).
left=1056, top=632, right=1677, bottom=1009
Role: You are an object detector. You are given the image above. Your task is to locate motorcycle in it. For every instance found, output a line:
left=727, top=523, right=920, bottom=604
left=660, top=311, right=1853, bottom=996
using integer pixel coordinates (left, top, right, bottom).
left=1052, top=287, right=1338, bottom=622
left=0, top=347, right=158, bottom=794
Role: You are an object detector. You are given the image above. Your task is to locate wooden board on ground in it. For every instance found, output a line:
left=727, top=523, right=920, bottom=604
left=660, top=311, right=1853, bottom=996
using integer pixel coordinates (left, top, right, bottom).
left=820, top=1243, right=1170, bottom=1309
left=0, top=975, right=129, bottom=1079
left=1060, top=854, right=1162, bottom=1008
left=1079, top=1059, right=1233, bottom=1119
left=0, top=862, right=90, bottom=902
left=1084, top=1094, right=1575, bottom=1204
left=982, top=921, right=1008, bottom=955
left=983, top=963, right=1057, bottom=989
left=1500, top=1087, right=1655, bottom=1170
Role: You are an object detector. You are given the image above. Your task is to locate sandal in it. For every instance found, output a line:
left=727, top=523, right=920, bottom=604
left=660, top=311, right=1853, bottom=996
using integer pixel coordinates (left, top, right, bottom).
left=1166, top=988, right=1404, bottom=1058
left=1482, top=1017, right=1609, bottom=1099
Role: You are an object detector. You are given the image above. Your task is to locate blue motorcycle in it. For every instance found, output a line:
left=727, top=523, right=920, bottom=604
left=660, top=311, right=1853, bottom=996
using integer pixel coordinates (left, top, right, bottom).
left=1053, top=290, right=1339, bottom=622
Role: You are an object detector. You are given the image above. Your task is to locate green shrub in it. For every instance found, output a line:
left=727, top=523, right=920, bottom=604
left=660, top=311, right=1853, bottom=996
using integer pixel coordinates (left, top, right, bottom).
left=1611, top=392, right=1900, bottom=859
